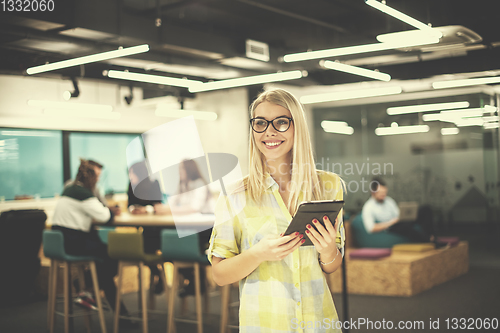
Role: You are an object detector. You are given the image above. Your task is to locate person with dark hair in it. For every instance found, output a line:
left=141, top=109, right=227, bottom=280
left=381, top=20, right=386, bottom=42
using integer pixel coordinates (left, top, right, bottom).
left=64, top=159, right=121, bottom=216
left=362, top=177, right=433, bottom=242
left=169, top=159, right=214, bottom=297
left=52, top=159, right=136, bottom=327
left=127, top=160, right=167, bottom=294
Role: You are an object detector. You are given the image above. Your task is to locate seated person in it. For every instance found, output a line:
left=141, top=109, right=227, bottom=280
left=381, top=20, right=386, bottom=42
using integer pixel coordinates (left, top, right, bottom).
left=65, top=159, right=121, bottom=216
left=169, top=159, right=214, bottom=297
left=52, top=159, right=135, bottom=326
left=361, top=177, right=433, bottom=243
left=127, top=160, right=167, bottom=294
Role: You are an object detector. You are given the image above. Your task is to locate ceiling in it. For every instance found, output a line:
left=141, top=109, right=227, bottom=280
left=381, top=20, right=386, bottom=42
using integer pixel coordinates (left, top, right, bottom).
left=1, top=0, right=500, bottom=99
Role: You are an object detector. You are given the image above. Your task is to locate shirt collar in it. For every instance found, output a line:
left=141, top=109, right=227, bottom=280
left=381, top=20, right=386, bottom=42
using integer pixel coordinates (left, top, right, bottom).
left=264, top=173, right=278, bottom=191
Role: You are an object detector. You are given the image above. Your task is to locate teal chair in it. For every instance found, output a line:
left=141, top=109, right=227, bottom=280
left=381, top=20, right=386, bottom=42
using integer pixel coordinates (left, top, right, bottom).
left=350, top=214, right=411, bottom=248
left=107, top=231, right=167, bottom=333
left=43, top=229, right=107, bottom=333
left=161, top=229, right=210, bottom=333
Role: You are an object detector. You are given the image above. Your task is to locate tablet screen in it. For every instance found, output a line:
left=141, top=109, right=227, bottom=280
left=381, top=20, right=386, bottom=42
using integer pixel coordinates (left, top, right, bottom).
left=284, top=200, right=344, bottom=246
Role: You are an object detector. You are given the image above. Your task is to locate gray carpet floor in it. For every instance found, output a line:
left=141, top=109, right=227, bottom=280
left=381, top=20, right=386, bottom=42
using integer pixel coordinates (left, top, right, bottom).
left=1, top=226, right=499, bottom=333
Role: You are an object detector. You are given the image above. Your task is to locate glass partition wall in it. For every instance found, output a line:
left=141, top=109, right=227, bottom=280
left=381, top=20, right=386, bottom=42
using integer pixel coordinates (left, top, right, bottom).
left=313, top=92, right=500, bottom=229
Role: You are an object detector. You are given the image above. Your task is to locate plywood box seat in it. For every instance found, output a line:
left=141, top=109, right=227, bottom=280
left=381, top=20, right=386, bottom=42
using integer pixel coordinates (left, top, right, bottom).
left=327, top=241, right=469, bottom=297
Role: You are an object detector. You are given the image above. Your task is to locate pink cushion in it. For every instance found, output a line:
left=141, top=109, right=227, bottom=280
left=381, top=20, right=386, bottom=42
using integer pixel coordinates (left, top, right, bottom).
left=349, top=248, right=391, bottom=259
left=436, top=237, right=460, bottom=246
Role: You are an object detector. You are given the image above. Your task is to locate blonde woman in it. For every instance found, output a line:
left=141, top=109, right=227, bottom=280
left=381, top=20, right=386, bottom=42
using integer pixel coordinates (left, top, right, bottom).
left=208, top=88, right=345, bottom=333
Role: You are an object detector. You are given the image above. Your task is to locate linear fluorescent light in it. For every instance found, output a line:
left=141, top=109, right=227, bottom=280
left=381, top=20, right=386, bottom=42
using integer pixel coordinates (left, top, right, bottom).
left=1, top=130, right=56, bottom=137
left=155, top=108, right=218, bottom=121
left=484, top=122, right=500, bottom=129
left=375, top=124, right=429, bottom=136
left=321, top=120, right=349, bottom=128
left=43, top=109, right=121, bottom=120
left=320, top=60, right=391, bottom=81
left=365, top=0, right=442, bottom=38
left=387, top=101, right=469, bottom=115
left=432, top=76, right=500, bottom=89
left=301, top=86, right=402, bottom=104
left=26, top=45, right=149, bottom=75
left=455, top=119, right=484, bottom=127
left=188, top=70, right=304, bottom=93
left=321, top=120, right=354, bottom=135
left=283, top=37, right=438, bottom=63
left=483, top=116, right=499, bottom=123
left=441, top=128, right=459, bottom=135
left=27, top=100, right=113, bottom=112
left=107, top=70, right=201, bottom=88
left=376, top=29, right=442, bottom=43
left=323, top=126, right=354, bottom=135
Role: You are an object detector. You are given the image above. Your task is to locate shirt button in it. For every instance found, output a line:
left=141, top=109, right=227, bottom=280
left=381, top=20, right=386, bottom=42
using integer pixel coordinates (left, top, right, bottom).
left=294, top=263, right=299, bottom=269
left=295, top=283, right=299, bottom=288
left=297, top=301, right=301, bottom=306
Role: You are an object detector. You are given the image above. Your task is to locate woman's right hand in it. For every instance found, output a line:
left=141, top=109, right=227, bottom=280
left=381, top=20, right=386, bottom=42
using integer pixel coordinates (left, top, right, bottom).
left=251, top=232, right=304, bottom=263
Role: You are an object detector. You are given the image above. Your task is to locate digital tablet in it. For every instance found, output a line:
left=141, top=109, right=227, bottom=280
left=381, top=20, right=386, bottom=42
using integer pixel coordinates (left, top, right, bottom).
left=284, top=200, right=344, bottom=246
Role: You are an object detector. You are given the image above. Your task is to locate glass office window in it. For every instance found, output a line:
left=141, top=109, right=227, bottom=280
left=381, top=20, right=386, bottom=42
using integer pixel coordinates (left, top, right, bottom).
left=69, top=132, right=140, bottom=196
left=0, top=128, right=63, bottom=200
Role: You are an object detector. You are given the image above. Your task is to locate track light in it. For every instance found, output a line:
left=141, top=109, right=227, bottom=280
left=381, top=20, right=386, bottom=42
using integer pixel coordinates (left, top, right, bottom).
left=63, top=78, right=80, bottom=100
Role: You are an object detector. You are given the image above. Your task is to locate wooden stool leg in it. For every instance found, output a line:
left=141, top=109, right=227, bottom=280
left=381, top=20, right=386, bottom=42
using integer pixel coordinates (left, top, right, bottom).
left=63, top=262, right=72, bottom=333
left=219, top=285, right=230, bottom=333
left=158, top=263, right=169, bottom=303
left=139, top=262, right=148, bottom=333
left=148, top=265, right=156, bottom=310
left=168, top=263, right=179, bottom=333
left=77, top=265, right=92, bottom=333
left=47, top=260, right=54, bottom=330
left=203, top=266, right=209, bottom=313
left=113, top=262, right=124, bottom=333
left=194, top=263, right=203, bottom=333
left=49, top=260, right=58, bottom=333
left=89, top=261, right=107, bottom=333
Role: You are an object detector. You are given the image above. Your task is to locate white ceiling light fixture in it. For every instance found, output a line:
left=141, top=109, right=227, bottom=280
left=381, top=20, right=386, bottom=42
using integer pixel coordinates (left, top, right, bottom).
left=188, top=70, right=304, bottom=93
left=106, top=70, right=202, bottom=89
left=455, top=118, right=484, bottom=127
left=26, top=44, right=150, bottom=75
left=321, top=120, right=354, bottom=135
left=387, top=101, right=470, bottom=115
left=155, top=105, right=218, bottom=121
left=283, top=37, right=439, bottom=63
left=365, top=0, right=442, bottom=38
left=484, top=122, right=500, bottom=129
left=320, top=60, right=391, bottom=81
left=27, top=100, right=113, bottom=112
left=375, top=123, right=429, bottom=136
left=301, top=86, right=402, bottom=104
left=432, top=76, right=500, bottom=89
left=43, top=109, right=121, bottom=120
left=441, top=128, right=459, bottom=135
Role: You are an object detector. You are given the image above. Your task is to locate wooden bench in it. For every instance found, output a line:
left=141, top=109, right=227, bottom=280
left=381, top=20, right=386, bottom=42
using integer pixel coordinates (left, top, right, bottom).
left=326, top=241, right=469, bottom=296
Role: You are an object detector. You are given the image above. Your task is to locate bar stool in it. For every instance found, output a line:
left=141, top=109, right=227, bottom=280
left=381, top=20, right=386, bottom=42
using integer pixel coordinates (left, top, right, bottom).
left=43, top=229, right=107, bottom=333
left=161, top=229, right=210, bottom=333
left=107, top=231, right=168, bottom=333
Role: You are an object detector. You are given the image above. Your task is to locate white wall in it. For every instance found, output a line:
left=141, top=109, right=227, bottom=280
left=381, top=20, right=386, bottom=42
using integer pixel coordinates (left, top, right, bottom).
left=0, top=74, right=250, bottom=175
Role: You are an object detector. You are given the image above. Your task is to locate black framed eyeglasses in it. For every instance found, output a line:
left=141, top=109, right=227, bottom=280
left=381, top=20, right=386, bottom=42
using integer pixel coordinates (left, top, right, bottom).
left=250, top=116, right=293, bottom=133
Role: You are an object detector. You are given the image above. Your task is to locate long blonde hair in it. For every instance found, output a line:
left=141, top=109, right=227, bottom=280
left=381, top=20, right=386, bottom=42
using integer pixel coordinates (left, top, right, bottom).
left=247, top=88, right=323, bottom=214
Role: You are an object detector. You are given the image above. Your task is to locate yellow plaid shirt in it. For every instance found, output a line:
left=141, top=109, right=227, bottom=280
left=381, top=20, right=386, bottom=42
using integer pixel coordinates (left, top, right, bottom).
left=208, top=170, right=345, bottom=333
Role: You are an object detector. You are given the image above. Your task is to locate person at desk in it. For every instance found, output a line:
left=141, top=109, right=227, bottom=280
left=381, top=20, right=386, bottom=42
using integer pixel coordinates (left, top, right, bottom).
left=169, top=158, right=214, bottom=297
left=52, top=159, right=135, bottom=326
left=362, top=177, right=433, bottom=242
left=127, top=161, right=167, bottom=294
left=64, top=159, right=121, bottom=216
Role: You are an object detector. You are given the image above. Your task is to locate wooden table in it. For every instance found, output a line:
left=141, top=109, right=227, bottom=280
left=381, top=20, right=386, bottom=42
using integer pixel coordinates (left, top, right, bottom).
left=105, top=212, right=216, bottom=229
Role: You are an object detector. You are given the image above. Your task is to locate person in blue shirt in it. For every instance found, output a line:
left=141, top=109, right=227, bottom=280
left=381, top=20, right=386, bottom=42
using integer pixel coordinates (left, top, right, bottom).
left=362, top=177, right=433, bottom=242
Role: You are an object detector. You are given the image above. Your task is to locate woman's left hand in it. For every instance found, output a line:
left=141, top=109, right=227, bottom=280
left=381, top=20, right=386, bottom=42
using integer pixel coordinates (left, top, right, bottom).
left=305, top=215, right=339, bottom=257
